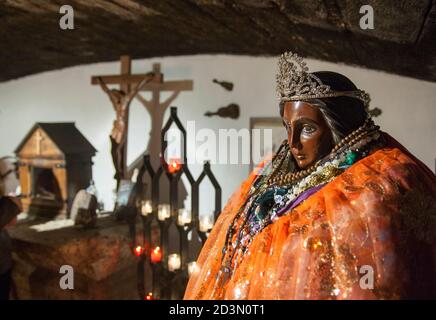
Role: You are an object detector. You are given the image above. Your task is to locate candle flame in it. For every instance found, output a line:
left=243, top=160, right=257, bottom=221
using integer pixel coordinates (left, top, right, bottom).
left=168, top=158, right=182, bottom=173
left=134, top=245, right=144, bottom=257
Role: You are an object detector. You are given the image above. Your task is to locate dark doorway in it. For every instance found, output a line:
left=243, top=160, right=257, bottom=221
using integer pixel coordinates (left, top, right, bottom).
left=29, top=167, right=63, bottom=217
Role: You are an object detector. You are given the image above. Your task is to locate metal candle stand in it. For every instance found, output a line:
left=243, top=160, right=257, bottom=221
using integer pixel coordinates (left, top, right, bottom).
left=127, top=107, right=221, bottom=300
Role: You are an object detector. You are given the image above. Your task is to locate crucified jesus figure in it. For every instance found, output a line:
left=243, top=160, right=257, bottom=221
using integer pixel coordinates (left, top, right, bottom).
left=97, top=74, right=153, bottom=184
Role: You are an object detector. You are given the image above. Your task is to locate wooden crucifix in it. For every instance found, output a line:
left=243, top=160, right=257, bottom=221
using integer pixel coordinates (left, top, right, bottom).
left=130, top=63, right=193, bottom=172
left=91, top=56, right=158, bottom=188
left=92, top=56, right=193, bottom=193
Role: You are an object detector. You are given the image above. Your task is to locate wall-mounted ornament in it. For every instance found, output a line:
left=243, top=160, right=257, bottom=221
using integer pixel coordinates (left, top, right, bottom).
left=368, top=107, right=382, bottom=117
left=204, top=103, right=240, bottom=119
left=212, top=79, right=234, bottom=91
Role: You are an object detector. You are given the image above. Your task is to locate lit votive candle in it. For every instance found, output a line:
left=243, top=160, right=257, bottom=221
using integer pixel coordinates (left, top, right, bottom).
left=168, top=158, right=182, bottom=174
left=187, top=261, right=198, bottom=276
left=178, top=208, right=191, bottom=226
left=167, top=253, right=181, bottom=272
left=199, top=214, right=214, bottom=232
left=158, top=204, right=171, bottom=221
left=141, top=200, right=153, bottom=216
left=150, top=246, right=162, bottom=263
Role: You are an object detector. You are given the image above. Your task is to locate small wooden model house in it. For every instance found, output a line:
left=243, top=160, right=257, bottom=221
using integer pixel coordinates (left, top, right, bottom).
left=15, top=123, right=96, bottom=218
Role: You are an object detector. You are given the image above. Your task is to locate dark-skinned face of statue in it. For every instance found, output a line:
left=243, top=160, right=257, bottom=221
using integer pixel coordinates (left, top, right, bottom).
left=282, top=101, right=334, bottom=169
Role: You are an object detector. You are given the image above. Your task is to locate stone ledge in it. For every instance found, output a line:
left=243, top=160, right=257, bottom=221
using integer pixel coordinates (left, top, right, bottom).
left=9, top=215, right=139, bottom=299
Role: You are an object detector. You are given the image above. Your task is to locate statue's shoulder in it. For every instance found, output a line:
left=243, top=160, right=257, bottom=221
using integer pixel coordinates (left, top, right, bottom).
left=340, top=146, right=436, bottom=198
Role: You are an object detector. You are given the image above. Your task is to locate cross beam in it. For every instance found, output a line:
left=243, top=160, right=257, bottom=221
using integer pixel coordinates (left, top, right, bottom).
left=92, top=56, right=193, bottom=187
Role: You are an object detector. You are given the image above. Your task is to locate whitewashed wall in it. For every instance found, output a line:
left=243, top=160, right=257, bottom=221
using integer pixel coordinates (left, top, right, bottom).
left=0, top=54, right=435, bottom=213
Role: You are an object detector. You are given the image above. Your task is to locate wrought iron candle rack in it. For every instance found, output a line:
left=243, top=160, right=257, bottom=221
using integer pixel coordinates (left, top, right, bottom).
left=127, top=107, right=221, bottom=300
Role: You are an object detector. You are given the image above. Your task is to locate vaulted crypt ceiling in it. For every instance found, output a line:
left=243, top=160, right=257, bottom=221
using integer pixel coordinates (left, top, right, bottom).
left=0, top=0, right=435, bottom=82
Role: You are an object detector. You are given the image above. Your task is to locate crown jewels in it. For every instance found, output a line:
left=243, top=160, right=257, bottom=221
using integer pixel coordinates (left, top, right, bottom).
left=276, top=52, right=370, bottom=107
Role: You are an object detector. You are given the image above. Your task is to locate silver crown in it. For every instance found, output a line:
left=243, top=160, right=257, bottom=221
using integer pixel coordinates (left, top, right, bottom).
left=276, top=52, right=370, bottom=108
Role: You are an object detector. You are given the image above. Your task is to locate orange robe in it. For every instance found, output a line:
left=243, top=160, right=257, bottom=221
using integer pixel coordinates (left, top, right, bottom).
left=184, top=135, right=436, bottom=299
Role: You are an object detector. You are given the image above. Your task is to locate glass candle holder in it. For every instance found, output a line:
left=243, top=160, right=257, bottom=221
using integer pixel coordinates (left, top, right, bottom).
left=167, top=253, right=181, bottom=272
left=158, top=204, right=171, bottom=221
left=150, top=246, right=162, bottom=263
left=141, top=200, right=153, bottom=217
left=134, top=245, right=144, bottom=257
left=199, top=214, right=214, bottom=232
left=187, top=261, right=198, bottom=276
left=168, top=158, right=182, bottom=174
left=177, top=208, right=191, bottom=226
